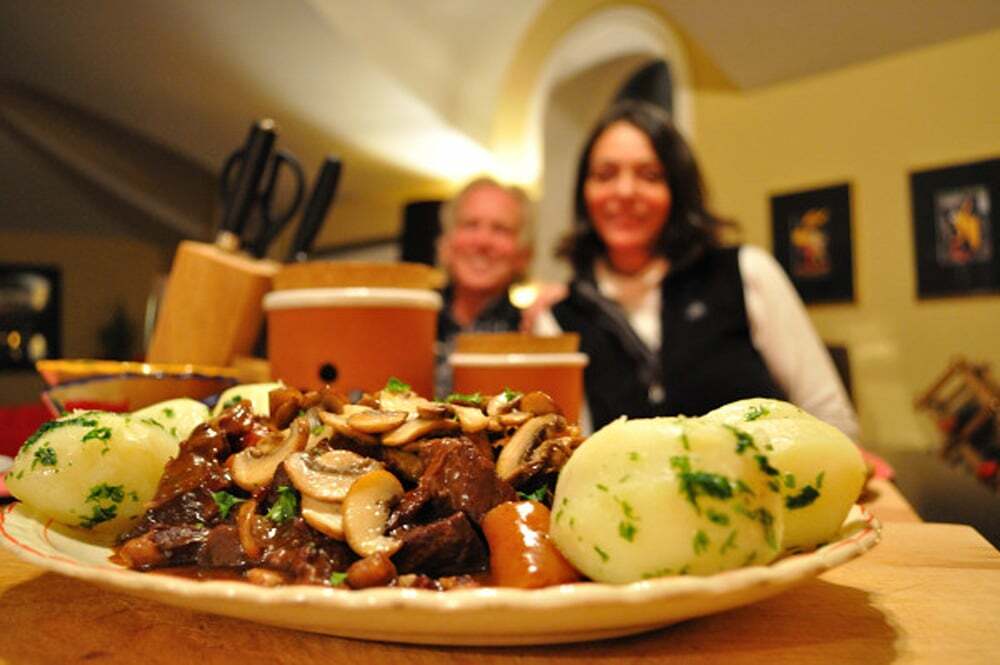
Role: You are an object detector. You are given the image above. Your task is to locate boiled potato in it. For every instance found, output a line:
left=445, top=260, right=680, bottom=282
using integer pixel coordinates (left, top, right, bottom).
left=704, top=398, right=866, bottom=550
left=211, top=381, right=283, bottom=417
left=702, top=398, right=808, bottom=425
left=5, top=411, right=179, bottom=533
left=132, top=397, right=209, bottom=442
left=550, top=417, right=784, bottom=583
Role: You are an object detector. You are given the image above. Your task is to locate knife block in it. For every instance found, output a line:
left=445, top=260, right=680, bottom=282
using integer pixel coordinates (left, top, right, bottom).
left=147, top=240, right=278, bottom=367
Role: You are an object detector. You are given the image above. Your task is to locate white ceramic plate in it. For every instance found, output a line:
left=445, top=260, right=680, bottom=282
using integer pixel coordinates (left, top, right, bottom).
left=0, top=502, right=880, bottom=646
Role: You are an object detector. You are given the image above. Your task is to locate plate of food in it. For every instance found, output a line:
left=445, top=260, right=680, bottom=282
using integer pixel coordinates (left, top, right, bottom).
left=0, top=382, right=880, bottom=646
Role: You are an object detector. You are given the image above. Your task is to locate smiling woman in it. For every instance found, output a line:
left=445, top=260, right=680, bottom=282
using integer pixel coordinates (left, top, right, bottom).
left=543, top=100, right=859, bottom=441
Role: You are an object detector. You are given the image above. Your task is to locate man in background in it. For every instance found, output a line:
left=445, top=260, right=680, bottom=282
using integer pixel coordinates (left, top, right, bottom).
left=435, top=177, right=534, bottom=395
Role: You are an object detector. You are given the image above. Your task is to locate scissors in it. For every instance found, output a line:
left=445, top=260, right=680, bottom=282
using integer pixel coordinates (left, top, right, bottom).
left=218, top=119, right=305, bottom=257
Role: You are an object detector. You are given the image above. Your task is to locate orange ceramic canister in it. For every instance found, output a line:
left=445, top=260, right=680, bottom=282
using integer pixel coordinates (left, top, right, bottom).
left=264, top=286, right=441, bottom=396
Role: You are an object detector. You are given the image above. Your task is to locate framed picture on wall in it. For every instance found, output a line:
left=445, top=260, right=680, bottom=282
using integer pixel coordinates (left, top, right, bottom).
left=770, top=183, right=854, bottom=304
left=0, top=264, right=62, bottom=370
left=910, top=157, right=1000, bottom=298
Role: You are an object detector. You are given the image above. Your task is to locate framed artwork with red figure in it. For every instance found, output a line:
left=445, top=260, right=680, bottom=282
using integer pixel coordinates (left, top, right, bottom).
left=911, top=157, right=1000, bottom=299
left=770, top=183, right=854, bottom=304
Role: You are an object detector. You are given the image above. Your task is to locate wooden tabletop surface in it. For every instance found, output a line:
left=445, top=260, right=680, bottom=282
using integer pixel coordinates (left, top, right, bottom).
left=0, top=479, right=997, bottom=665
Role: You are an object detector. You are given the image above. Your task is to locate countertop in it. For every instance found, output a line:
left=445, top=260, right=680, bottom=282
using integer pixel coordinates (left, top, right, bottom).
left=0, top=479, right=998, bottom=664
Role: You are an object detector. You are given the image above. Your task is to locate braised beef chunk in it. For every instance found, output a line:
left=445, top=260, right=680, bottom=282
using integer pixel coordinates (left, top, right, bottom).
left=414, top=436, right=516, bottom=524
left=197, top=525, right=248, bottom=568
left=149, top=525, right=209, bottom=566
left=260, top=519, right=357, bottom=585
left=119, top=486, right=220, bottom=543
left=150, top=426, right=231, bottom=507
left=391, top=511, right=488, bottom=577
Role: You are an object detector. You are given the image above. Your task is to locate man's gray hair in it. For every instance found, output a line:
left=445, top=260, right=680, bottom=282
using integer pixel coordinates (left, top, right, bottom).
left=439, top=176, right=535, bottom=248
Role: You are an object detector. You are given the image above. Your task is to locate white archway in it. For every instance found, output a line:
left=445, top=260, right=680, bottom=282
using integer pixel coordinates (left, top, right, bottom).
left=523, top=5, right=693, bottom=281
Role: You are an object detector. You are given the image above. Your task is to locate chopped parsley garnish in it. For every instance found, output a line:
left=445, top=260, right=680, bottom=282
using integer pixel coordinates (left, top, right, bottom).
left=266, top=485, right=299, bottom=523
left=725, top=425, right=757, bottom=454
left=619, top=521, right=637, bottom=542
left=693, top=530, right=710, bottom=555
left=502, top=387, right=522, bottom=402
left=311, top=425, right=325, bottom=436
left=141, top=418, right=165, bottom=431
left=593, top=545, right=609, bottom=562
left=670, top=455, right=733, bottom=513
left=768, top=480, right=780, bottom=493
left=735, top=505, right=778, bottom=550
left=744, top=405, right=770, bottom=421
left=628, top=451, right=640, bottom=462
left=128, top=491, right=139, bottom=502
left=82, top=427, right=112, bottom=443
left=680, top=429, right=691, bottom=450
left=743, top=550, right=758, bottom=566
left=615, top=497, right=637, bottom=520
left=815, top=471, right=826, bottom=489
left=23, top=415, right=99, bottom=451
left=163, top=408, right=176, bottom=418
left=444, top=391, right=483, bottom=405
left=641, top=568, right=674, bottom=579
left=222, top=394, right=243, bottom=409
left=784, top=473, right=796, bottom=489
left=86, top=483, right=125, bottom=504
left=384, top=377, right=411, bottom=393
left=596, top=483, right=609, bottom=492
left=80, top=504, right=117, bottom=528
left=706, top=509, right=730, bottom=526
left=785, top=485, right=821, bottom=509
left=755, top=454, right=781, bottom=477
left=212, top=491, right=246, bottom=520
left=517, top=486, right=548, bottom=502
left=329, top=571, right=348, bottom=586
left=555, top=509, right=564, bottom=523
left=32, top=445, right=58, bottom=469
left=720, top=530, right=738, bottom=554
left=735, top=479, right=756, bottom=496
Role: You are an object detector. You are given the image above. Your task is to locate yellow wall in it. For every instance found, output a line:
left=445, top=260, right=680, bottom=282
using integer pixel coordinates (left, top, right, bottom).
left=692, top=28, right=1000, bottom=450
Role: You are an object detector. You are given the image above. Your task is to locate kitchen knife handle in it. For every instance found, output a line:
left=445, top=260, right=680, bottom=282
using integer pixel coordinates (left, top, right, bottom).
left=287, top=156, right=342, bottom=262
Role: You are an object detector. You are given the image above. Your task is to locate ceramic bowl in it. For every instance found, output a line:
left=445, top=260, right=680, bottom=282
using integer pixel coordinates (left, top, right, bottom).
left=37, top=360, right=239, bottom=417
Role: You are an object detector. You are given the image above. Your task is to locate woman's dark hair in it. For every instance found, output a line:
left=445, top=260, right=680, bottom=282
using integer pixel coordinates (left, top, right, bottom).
left=558, top=99, right=732, bottom=276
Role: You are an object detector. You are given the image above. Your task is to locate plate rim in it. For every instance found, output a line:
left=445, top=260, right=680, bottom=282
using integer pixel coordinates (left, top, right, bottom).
left=0, top=502, right=881, bottom=613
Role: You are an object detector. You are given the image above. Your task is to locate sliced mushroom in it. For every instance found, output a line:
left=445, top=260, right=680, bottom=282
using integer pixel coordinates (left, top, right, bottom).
left=376, top=389, right=434, bottom=416
left=417, top=402, right=454, bottom=419
left=498, top=411, right=533, bottom=428
left=342, top=469, right=404, bottom=557
left=519, top=391, right=560, bottom=416
left=283, top=449, right=383, bottom=502
left=318, top=411, right=378, bottom=445
left=300, top=495, right=345, bottom=540
left=495, top=414, right=563, bottom=482
left=305, top=424, right=332, bottom=450
left=381, top=417, right=460, bottom=446
left=231, top=419, right=309, bottom=491
left=341, top=403, right=375, bottom=417
left=486, top=391, right=521, bottom=417
left=236, top=499, right=263, bottom=560
left=452, top=404, right=488, bottom=433
left=348, top=410, right=408, bottom=433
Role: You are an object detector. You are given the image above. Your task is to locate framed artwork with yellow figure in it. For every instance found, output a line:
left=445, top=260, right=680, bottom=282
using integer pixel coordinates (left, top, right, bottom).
left=911, top=157, right=1000, bottom=299
left=770, top=183, right=854, bottom=304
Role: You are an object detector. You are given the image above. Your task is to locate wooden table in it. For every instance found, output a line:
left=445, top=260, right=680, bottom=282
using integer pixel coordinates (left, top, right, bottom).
left=0, top=481, right=997, bottom=665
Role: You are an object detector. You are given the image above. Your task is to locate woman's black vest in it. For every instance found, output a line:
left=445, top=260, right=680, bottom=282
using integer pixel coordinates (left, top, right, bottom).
left=552, top=246, right=785, bottom=430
